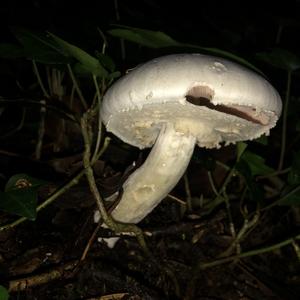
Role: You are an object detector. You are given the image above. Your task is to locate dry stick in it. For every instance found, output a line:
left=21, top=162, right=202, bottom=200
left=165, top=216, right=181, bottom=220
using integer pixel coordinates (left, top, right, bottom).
left=207, top=171, right=219, bottom=197
left=0, top=138, right=110, bottom=232
left=32, top=60, right=49, bottom=159
left=184, top=173, right=192, bottom=211
left=35, top=99, right=46, bottom=159
left=32, top=60, right=50, bottom=98
left=8, top=260, right=78, bottom=292
left=278, top=70, right=292, bottom=171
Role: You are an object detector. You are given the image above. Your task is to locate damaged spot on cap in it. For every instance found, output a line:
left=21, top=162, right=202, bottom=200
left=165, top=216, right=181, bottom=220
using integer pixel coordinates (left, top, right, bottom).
left=186, top=85, right=266, bottom=125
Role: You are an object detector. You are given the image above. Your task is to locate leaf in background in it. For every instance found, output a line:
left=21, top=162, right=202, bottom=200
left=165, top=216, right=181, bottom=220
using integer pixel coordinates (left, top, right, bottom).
left=0, top=285, right=9, bottom=300
left=0, top=43, right=25, bottom=58
left=0, top=188, right=38, bottom=220
left=0, top=174, right=47, bottom=220
left=235, top=159, right=264, bottom=202
left=5, top=173, right=47, bottom=192
left=278, top=186, right=300, bottom=206
left=256, top=48, right=300, bottom=72
left=108, top=25, right=263, bottom=74
left=48, top=32, right=108, bottom=78
left=95, top=52, right=116, bottom=72
left=240, top=151, right=274, bottom=176
left=236, top=142, right=248, bottom=162
left=11, top=27, right=70, bottom=64
left=254, top=135, right=269, bottom=145
left=108, top=26, right=180, bottom=48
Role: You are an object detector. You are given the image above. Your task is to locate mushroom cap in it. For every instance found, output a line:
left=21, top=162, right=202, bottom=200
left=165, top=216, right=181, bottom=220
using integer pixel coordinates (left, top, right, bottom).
left=101, top=53, right=282, bottom=149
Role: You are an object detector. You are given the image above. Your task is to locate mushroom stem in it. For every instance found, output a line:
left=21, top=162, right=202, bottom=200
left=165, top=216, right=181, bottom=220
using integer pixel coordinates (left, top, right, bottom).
left=111, top=123, right=196, bottom=224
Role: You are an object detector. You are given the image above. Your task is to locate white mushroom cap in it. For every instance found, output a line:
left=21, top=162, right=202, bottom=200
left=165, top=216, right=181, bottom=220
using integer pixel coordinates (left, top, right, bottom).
left=99, top=53, right=282, bottom=238
left=102, top=53, right=282, bottom=149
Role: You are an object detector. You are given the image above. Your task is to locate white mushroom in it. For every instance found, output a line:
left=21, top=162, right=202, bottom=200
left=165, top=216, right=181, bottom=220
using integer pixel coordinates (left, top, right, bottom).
left=101, top=53, right=282, bottom=225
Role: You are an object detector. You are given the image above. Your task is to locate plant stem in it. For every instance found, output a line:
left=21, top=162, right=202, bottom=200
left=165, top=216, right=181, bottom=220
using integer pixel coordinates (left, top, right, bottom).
left=198, top=233, right=300, bottom=270
left=32, top=60, right=50, bottom=98
left=67, top=64, right=88, bottom=110
left=278, top=70, right=292, bottom=171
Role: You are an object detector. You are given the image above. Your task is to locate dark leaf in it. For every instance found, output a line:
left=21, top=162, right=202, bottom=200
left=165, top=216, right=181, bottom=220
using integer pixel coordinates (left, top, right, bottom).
left=0, top=188, right=38, bottom=220
left=11, top=27, right=70, bottom=64
left=0, top=286, right=9, bottom=300
left=240, top=151, right=274, bottom=176
left=256, top=48, right=300, bottom=72
left=5, top=173, right=47, bottom=192
left=48, top=32, right=108, bottom=78
left=108, top=25, right=263, bottom=74
left=0, top=43, right=25, bottom=58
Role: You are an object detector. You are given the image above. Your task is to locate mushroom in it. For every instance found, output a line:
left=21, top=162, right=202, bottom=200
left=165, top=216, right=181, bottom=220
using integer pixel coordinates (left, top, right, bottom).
left=101, top=53, right=282, bottom=225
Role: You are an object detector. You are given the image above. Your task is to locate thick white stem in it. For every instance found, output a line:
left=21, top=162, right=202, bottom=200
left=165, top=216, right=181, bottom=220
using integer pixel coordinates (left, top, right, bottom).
left=111, top=123, right=196, bottom=224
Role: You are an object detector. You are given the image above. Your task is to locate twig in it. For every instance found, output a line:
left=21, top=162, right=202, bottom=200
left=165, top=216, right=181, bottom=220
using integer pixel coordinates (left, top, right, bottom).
left=8, top=260, right=78, bottom=292
left=67, top=64, right=88, bottom=110
left=220, top=210, right=260, bottom=257
left=184, top=173, right=192, bottom=211
left=278, top=70, right=292, bottom=171
left=35, top=99, right=46, bottom=159
left=167, top=194, right=186, bottom=206
left=207, top=171, right=219, bottom=197
left=91, top=74, right=103, bottom=164
left=32, top=60, right=50, bottom=98
left=198, top=233, right=300, bottom=270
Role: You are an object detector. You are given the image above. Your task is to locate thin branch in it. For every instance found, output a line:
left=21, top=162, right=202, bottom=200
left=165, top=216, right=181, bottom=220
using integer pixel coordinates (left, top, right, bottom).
left=35, top=99, right=46, bottom=159
left=32, top=60, right=50, bottom=98
left=207, top=171, right=219, bottom=197
left=198, top=233, right=300, bottom=270
left=8, top=260, right=78, bottom=292
left=91, top=74, right=103, bottom=164
left=67, top=64, right=88, bottom=110
left=278, top=70, right=292, bottom=171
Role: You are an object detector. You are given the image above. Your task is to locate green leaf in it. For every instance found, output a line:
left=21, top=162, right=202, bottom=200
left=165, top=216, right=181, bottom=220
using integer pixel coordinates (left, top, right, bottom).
left=235, top=159, right=264, bottom=203
left=256, top=48, right=300, bottom=72
left=108, top=26, right=180, bottom=49
left=0, top=285, right=9, bottom=300
left=0, top=174, right=47, bottom=220
left=236, top=142, right=248, bottom=162
left=5, top=173, right=47, bottom=192
left=108, top=25, right=263, bottom=74
left=48, top=32, right=108, bottom=78
left=95, top=52, right=116, bottom=72
left=240, top=151, right=274, bottom=176
left=0, top=188, right=38, bottom=220
left=11, top=27, right=70, bottom=64
left=254, top=135, right=269, bottom=145
left=278, top=185, right=300, bottom=206
left=0, top=42, right=25, bottom=58
left=279, top=193, right=300, bottom=206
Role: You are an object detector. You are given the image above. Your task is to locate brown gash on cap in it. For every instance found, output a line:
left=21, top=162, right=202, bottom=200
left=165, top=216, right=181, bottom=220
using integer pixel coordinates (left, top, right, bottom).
left=100, top=53, right=282, bottom=228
